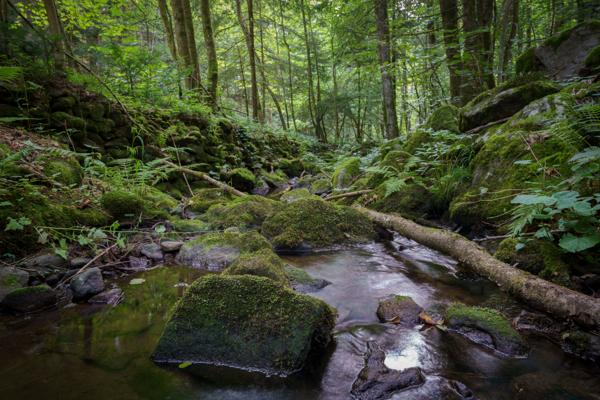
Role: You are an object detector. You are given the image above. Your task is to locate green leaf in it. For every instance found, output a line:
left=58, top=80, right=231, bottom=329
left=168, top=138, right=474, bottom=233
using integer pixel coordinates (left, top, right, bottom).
left=559, top=233, right=600, bottom=253
left=572, top=201, right=595, bottom=216
left=5, top=216, right=31, bottom=231
left=178, top=361, right=192, bottom=369
left=552, top=191, right=579, bottom=209
left=511, top=194, right=556, bottom=206
left=154, top=224, right=166, bottom=234
left=129, top=278, right=146, bottom=285
left=515, top=242, right=525, bottom=251
left=534, top=227, right=553, bottom=240
left=0, top=201, right=13, bottom=207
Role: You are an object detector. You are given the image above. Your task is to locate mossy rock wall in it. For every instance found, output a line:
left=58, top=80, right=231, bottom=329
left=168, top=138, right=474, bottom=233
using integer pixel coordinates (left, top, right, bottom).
left=152, top=275, right=336, bottom=376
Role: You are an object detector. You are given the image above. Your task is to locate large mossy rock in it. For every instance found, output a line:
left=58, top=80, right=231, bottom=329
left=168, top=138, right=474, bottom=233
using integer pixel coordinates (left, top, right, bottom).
left=445, top=303, right=528, bottom=357
left=376, top=295, right=422, bottom=325
left=222, top=248, right=288, bottom=285
left=152, top=275, right=336, bottom=376
left=280, top=188, right=320, bottom=203
left=175, top=230, right=271, bottom=270
left=100, top=190, right=146, bottom=220
left=203, top=195, right=282, bottom=229
left=227, top=168, right=256, bottom=192
left=0, top=285, right=57, bottom=314
left=515, top=21, right=600, bottom=79
left=460, top=79, right=560, bottom=132
left=261, top=198, right=376, bottom=251
left=332, top=157, right=361, bottom=189
left=426, top=104, right=460, bottom=133
left=187, top=188, right=232, bottom=213
left=0, top=267, right=29, bottom=302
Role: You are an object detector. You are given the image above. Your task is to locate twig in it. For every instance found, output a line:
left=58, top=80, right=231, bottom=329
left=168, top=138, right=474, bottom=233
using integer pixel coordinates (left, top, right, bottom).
left=58, top=244, right=117, bottom=285
left=325, top=189, right=373, bottom=201
left=465, top=117, right=511, bottom=135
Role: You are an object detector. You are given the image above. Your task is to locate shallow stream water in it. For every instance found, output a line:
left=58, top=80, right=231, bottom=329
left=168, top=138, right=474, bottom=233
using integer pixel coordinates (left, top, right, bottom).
left=1, top=235, right=599, bottom=399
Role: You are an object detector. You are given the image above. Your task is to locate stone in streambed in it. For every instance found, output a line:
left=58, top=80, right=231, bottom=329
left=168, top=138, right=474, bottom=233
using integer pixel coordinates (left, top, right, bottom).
left=351, top=341, right=425, bottom=400
left=376, top=295, right=422, bottom=325
left=70, top=267, right=105, bottom=300
left=88, top=288, right=124, bottom=306
left=139, top=243, right=164, bottom=261
left=69, top=257, right=91, bottom=269
left=160, top=240, right=183, bottom=253
left=444, top=303, right=528, bottom=357
left=284, top=265, right=330, bottom=293
left=0, top=267, right=29, bottom=302
left=0, top=285, right=57, bottom=313
left=222, top=248, right=288, bottom=285
left=152, top=275, right=336, bottom=376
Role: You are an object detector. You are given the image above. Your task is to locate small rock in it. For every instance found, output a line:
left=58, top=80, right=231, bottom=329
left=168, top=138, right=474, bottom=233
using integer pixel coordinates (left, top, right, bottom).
left=160, top=240, right=184, bottom=253
left=23, top=253, right=67, bottom=269
left=513, top=310, right=566, bottom=342
left=88, top=288, right=123, bottom=306
left=376, top=295, right=422, bottom=325
left=139, top=243, right=164, bottom=261
left=251, top=180, right=270, bottom=196
left=561, top=330, right=600, bottom=363
left=351, top=341, right=425, bottom=400
left=128, top=256, right=150, bottom=271
left=69, top=257, right=91, bottom=269
left=70, top=267, right=105, bottom=300
left=0, top=267, right=29, bottom=302
left=0, top=285, right=57, bottom=314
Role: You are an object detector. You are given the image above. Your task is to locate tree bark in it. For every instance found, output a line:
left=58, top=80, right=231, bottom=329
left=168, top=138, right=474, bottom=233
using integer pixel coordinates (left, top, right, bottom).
left=43, top=0, right=66, bottom=70
left=300, top=0, right=318, bottom=140
left=374, top=0, right=399, bottom=139
left=498, top=0, right=519, bottom=82
left=279, top=0, right=297, bottom=131
left=170, top=0, right=192, bottom=89
left=199, top=0, right=218, bottom=110
left=235, top=0, right=262, bottom=122
left=439, top=0, right=462, bottom=105
left=163, top=161, right=247, bottom=197
left=356, top=206, right=600, bottom=329
left=182, top=0, right=201, bottom=90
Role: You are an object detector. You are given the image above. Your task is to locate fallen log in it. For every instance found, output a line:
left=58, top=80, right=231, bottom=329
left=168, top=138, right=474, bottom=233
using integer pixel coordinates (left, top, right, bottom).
left=162, top=160, right=247, bottom=198
left=325, top=189, right=373, bottom=201
left=355, top=206, right=600, bottom=329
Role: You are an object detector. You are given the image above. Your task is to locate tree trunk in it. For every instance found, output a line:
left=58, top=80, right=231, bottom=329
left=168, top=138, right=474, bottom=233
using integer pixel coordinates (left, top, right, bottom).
left=374, top=0, right=399, bottom=139
left=199, top=0, right=218, bottom=110
left=237, top=45, right=250, bottom=117
left=182, top=0, right=201, bottom=91
left=300, top=0, right=318, bottom=140
left=158, top=0, right=178, bottom=61
left=170, top=0, right=192, bottom=89
left=43, top=0, right=66, bottom=70
left=235, top=0, right=262, bottom=122
left=279, top=0, right=297, bottom=131
left=356, top=206, right=600, bottom=329
left=498, top=0, right=519, bottom=82
left=439, top=0, right=462, bottom=105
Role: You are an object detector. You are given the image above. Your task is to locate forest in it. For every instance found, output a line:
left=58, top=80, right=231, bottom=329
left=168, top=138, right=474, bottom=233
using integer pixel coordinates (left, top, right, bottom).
left=0, top=0, right=600, bottom=399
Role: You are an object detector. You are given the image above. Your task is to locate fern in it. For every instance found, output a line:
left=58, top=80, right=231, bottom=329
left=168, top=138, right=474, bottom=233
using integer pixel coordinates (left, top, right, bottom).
left=0, top=66, right=23, bottom=87
left=508, top=203, right=545, bottom=236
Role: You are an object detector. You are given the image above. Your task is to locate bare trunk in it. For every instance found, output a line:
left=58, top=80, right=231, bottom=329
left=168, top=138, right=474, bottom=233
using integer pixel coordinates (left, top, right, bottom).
left=356, top=206, right=600, bottom=329
left=300, top=0, right=318, bottom=140
left=158, top=0, right=178, bottom=61
left=374, top=0, right=399, bottom=139
left=43, top=0, right=66, bottom=70
left=498, top=0, right=519, bottom=82
left=235, top=0, right=262, bottom=122
left=199, top=0, right=218, bottom=109
left=170, top=0, right=192, bottom=89
left=439, top=0, right=462, bottom=105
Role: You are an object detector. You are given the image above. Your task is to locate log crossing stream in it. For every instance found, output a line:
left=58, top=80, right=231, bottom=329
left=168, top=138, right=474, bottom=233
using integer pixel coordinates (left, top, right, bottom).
left=1, top=234, right=599, bottom=399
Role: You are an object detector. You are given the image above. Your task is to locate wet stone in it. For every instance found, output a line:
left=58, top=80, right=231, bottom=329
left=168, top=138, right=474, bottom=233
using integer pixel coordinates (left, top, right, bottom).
left=69, top=257, right=91, bottom=269
left=160, top=240, right=183, bottom=253
left=88, top=288, right=123, bottom=306
left=376, top=295, right=422, bottom=326
left=0, top=267, right=29, bottom=302
left=139, top=243, right=164, bottom=261
left=0, top=285, right=57, bottom=314
left=23, top=253, right=67, bottom=269
left=70, top=267, right=105, bottom=300
left=128, top=256, right=150, bottom=271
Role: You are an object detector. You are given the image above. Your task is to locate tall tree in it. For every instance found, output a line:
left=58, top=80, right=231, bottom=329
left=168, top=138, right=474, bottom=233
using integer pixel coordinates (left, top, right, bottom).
left=498, top=0, right=519, bottom=82
left=199, top=0, right=218, bottom=109
left=300, top=0, right=319, bottom=140
left=43, top=0, right=67, bottom=70
left=439, top=0, right=462, bottom=105
left=158, top=0, right=177, bottom=61
left=182, top=0, right=201, bottom=88
left=236, top=0, right=262, bottom=122
left=374, top=0, right=399, bottom=139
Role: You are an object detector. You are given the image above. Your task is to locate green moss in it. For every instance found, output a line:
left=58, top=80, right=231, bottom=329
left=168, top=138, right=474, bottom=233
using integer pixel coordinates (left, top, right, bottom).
left=495, top=238, right=571, bottom=285
left=87, top=118, right=115, bottom=135
left=515, top=48, right=539, bottom=75
left=1, top=284, right=56, bottom=313
left=426, top=104, right=460, bottom=132
left=204, top=195, right=281, bottom=229
left=136, top=186, right=178, bottom=214
left=278, top=158, right=305, bottom=177
left=223, top=248, right=288, bottom=285
left=40, top=158, right=82, bottom=185
left=227, top=168, right=256, bottom=192
left=584, top=45, right=600, bottom=70
left=51, top=111, right=86, bottom=132
left=280, top=188, right=320, bottom=203
left=152, top=275, right=336, bottom=375
left=261, top=198, right=375, bottom=249
left=283, top=265, right=317, bottom=285
left=310, top=177, right=331, bottom=194
left=64, top=206, right=111, bottom=227
left=183, top=229, right=271, bottom=254
left=187, top=188, right=232, bottom=213
left=169, top=217, right=209, bottom=233
left=445, top=303, right=519, bottom=339
left=403, top=129, right=432, bottom=154
left=332, top=157, right=361, bottom=189
left=260, top=169, right=288, bottom=187
left=100, top=190, right=146, bottom=220
left=371, top=184, right=434, bottom=219
left=51, top=96, right=77, bottom=112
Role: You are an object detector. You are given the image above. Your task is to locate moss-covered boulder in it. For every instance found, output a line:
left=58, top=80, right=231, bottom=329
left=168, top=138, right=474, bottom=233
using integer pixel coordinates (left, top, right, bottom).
left=152, top=275, right=336, bottom=376
left=168, top=217, right=209, bottom=233
left=371, top=184, right=434, bottom=219
left=376, top=295, right=422, bottom=325
left=138, top=186, right=178, bottom=215
left=425, top=104, right=460, bottom=132
left=175, top=230, right=271, bottom=271
left=284, top=265, right=330, bottom=293
left=260, top=169, right=289, bottom=188
left=223, top=248, right=288, bottom=285
left=460, top=79, right=560, bottom=132
left=262, top=198, right=376, bottom=251
left=495, top=238, right=570, bottom=286
left=515, top=21, right=600, bottom=79
left=204, top=195, right=281, bottom=229
left=0, top=267, right=29, bottom=302
left=278, top=158, right=305, bottom=177
left=40, top=158, right=82, bottom=185
left=332, top=157, right=361, bottom=189
left=310, top=177, right=331, bottom=195
left=188, top=188, right=232, bottom=213
left=584, top=45, right=600, bottom=72
left=100, top=190, right=146, bottom=220
left=444, top=303, right=528, bottom=357
left=0, top=285, right=57, bottom=314
left=280, top=188, right=320, bottom=203
left=227, top=168, right=256, bottom=192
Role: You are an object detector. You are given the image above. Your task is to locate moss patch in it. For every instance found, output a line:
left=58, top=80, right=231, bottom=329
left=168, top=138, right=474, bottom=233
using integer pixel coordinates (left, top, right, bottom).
left=262, top=198, right=375, bottom=250
left=40, top=158, right=82, bottom=185
left=278, top=158, right=305, bottom=177
left=584, top=45, right=600, bottom=70
left=152, top=274, right=336, bottom=376
left=100, top=190, right=146, bottom=220
left=223, top=248, right=288, bottom=285
left=280, top=188, right=320, bottom=203
left=332, top=157, right=361, bottom=189
left=445, top=303, right=520, bottom=340
left=425, top=104, right=460, bottom=132
left=188, top=188, right=232, bottom=213
left=204, top=195, right=281, bottom=229
left=227, top=168, right=256, bottom=192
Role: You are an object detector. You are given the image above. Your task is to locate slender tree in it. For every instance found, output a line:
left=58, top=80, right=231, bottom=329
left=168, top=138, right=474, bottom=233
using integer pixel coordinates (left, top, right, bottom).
left=236, top=0, right=262, bottom=122
left=498, top=0, right=519, bottom=82
left=43, top=0, right=66, bottom=70
left=199, top=0, right=218, bottom=109
left=439, top=0, right=462, bottom=104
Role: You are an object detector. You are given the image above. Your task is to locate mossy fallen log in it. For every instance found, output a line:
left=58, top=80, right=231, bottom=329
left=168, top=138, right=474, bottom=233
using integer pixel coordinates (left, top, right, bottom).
left=162, top=160, right=248, bottom=197
left=355, top=206, right=600, bottom=329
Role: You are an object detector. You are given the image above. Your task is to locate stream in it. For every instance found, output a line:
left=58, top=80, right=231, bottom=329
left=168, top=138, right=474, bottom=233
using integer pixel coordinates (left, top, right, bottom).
left=1, top=234, right=599, bottom=399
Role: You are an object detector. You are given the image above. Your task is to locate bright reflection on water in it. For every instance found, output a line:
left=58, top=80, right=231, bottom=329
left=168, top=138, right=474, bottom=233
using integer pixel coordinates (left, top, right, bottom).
left=0, top=235, right=599, bottom=400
